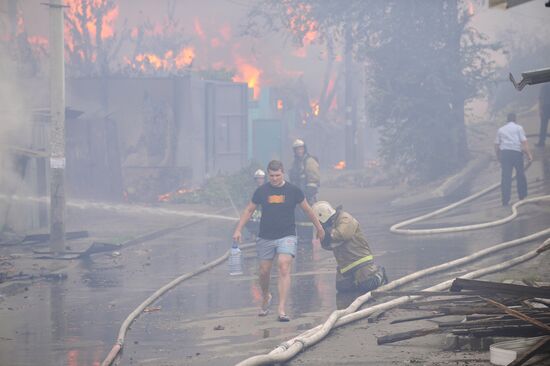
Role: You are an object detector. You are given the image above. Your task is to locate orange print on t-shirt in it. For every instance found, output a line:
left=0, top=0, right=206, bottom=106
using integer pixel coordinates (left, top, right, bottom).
left=268, top=195, right=285, bottom=204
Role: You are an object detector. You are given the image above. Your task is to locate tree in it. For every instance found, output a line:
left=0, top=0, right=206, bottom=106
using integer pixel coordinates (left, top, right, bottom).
left=247, top=0, right=500, bottom=182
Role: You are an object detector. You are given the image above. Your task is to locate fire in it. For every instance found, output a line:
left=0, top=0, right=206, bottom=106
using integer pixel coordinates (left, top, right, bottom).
left=466, top=1, right=475, bottom=16
left=194, top=18, right=206, bottom=40
left=219, top=24, right=232, bottom=41
left=158, top=187, right=195, bottom=202
left=64, top=0, right=119, bottom=54
left=27, top=35, right=49, bottom=49
left=158, top=193, right=171, bottom=202
left=128, top=46, right=195, bottom=72
left=175, top=47, right=195, bottom=68
left=277, top=99, right=284, bottom=110
left=17, top=14, right=24, bottom=34
left=310, top=101, right=320, bottom=116
left=334, top=161, right=346, bottom=170
left=286, top=3, right=318, bottom=46
left=233, top=58, right=261, bottom=99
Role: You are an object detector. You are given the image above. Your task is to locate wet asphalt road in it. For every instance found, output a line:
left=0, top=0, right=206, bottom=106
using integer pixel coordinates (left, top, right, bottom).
left=0, top=154, right=548, bottom=366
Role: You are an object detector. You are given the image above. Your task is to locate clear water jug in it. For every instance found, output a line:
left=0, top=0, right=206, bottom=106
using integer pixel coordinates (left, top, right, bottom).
left=228, top=242, right=243, bottom=276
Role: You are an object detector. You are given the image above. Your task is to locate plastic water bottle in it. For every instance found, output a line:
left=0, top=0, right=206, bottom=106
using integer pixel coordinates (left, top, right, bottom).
left=228, top=242, right=243, bottom=276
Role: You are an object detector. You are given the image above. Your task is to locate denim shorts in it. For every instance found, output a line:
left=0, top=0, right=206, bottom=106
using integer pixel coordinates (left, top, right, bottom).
left=256, top=235, right=297, bottom=260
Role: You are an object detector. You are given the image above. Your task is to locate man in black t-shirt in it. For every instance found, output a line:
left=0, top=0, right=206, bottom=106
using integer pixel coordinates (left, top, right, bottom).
left=233, top=160, right=325, bottom=322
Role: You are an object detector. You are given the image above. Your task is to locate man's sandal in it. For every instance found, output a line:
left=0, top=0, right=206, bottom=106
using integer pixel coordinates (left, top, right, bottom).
left=277, top=314, right=290, bottom=322
left=258, top=293, right=272, bottom=317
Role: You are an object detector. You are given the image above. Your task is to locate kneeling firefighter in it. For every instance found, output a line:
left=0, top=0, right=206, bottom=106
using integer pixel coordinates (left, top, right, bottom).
left=312, top=201, right=388, bottom=293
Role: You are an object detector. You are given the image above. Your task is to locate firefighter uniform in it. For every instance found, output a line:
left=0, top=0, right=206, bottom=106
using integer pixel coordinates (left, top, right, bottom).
left=289, top=139, right=320, bottom=204
left=320, top=208, right=387, bottom=293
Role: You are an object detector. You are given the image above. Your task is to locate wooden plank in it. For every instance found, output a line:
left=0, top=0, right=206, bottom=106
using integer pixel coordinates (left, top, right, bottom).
left=371, top=290, right=485, bottom=298
left=376, top=327, right=439, bottom=345
left=481, top=297, right=550, bottom=333
left=451, top=278, right=550, bottom=298
left=453, top=325, right=546, bottom=337
left=440, top=317, right=550, bottom=330
left=508, top=335, right=550, bottom=366
left=390, top=312, right=447, bottom=324
left=408, top=296, right=484, bottom=307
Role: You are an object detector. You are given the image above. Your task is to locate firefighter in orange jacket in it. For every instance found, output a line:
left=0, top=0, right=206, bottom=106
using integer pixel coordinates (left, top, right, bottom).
left=312, top=201, right=387, bottom=293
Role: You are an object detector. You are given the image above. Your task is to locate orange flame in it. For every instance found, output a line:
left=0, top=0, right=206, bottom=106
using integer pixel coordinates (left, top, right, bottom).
left=233, top=58, right=261, bottom=99
left=128, top=46, right=195, bottom=72
left=287, top=3, right=318, bottom=46
left=27, top=35, right=49, bottom=48
left=158, top=187, right=195, bottom=202
left=466, top=0, right=475, bottom=16
left=219, top=24, right=232, bottom=41
left=310, top=101, right=320, bottom=116
left=175, top=47, right=195, bottom=68
left=334, top=161, right=346, bottom=170
left=64, top=0, right=119, bottom=54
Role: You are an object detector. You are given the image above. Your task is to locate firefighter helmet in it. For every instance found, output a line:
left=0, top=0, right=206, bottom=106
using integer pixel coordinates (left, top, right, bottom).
left=312, top=201, right=336, bottom=224
left=292, top=139, right=305, bottom=148
left=254, top=169, right=266, bottom=178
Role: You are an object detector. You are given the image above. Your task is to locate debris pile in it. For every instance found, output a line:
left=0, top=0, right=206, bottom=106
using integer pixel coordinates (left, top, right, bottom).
left=373, top=278, right=550, bottom=366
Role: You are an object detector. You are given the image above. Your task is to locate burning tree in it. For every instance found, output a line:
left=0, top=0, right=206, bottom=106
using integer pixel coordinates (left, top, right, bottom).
left=248, top=0, right=501, bottom=182
left=64, top=0, right=125, bottom=76
left=246, top=0, right=341, bottom=121
left=124, top=1, right=195, bottom=75
left=64, top=0, right=196, bottom=76
left=0, top=4, right=49, bottom=77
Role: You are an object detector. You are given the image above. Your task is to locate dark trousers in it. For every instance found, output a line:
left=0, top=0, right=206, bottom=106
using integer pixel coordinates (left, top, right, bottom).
left=500, top=149, right=527, bottom=205
left=539, top=111, right=549, bottom=146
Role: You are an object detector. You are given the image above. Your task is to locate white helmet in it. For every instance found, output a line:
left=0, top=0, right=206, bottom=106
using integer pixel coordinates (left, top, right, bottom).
left=292, top=139, right=305, bottom=148
left=312, top=201, right=336, bottom=224
left=254, top=169, right=266, bottom=178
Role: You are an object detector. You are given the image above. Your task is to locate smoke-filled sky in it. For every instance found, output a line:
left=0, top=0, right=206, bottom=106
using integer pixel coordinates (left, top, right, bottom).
left=11, top=0, right=550, bottom=114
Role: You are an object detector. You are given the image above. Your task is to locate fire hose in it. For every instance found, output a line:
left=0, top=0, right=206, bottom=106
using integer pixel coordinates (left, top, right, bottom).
left=390, top=159, right=549, bottom=234
left=236, top=164, right=550, bottom=365
left=236, top=238, right=550, bottom=366
left=391, top=194, right=550, bottom=234
left=101, top=167, right=549, bottom=365
left=100, top=240, right=255, bottom=366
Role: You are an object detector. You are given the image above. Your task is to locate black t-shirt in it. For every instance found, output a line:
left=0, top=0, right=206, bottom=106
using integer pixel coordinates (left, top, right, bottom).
left=252, top=181, right=305, bottom=240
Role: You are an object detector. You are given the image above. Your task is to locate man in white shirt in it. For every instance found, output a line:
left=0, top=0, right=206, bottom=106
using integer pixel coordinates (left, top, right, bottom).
left=494, top=113, right=533, bottom=206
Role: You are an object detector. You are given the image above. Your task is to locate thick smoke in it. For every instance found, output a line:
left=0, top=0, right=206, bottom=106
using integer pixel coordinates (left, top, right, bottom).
left=0, top=12, right=34, bottom=234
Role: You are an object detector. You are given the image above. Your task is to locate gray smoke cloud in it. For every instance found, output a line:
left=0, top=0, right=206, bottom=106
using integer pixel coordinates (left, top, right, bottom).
left=0, top=11, right=35, bottom=234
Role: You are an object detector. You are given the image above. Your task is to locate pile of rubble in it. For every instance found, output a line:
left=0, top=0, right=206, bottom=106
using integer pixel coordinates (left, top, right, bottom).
left=373, top=278, right=550, bottom=366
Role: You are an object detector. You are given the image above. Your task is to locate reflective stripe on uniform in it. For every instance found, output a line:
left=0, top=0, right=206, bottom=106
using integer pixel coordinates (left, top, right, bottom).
left=339, top=255, right=373, bottom=274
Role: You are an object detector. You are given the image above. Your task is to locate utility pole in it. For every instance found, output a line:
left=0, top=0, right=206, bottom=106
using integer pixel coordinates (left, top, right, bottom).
left=47, top=0, right=66, bottom=254
left=344, top=22, right=357, bottom=169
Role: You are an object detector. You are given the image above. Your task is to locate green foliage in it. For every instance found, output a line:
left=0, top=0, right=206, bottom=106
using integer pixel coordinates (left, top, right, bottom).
left=172, top=162, right=263, bottom=207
